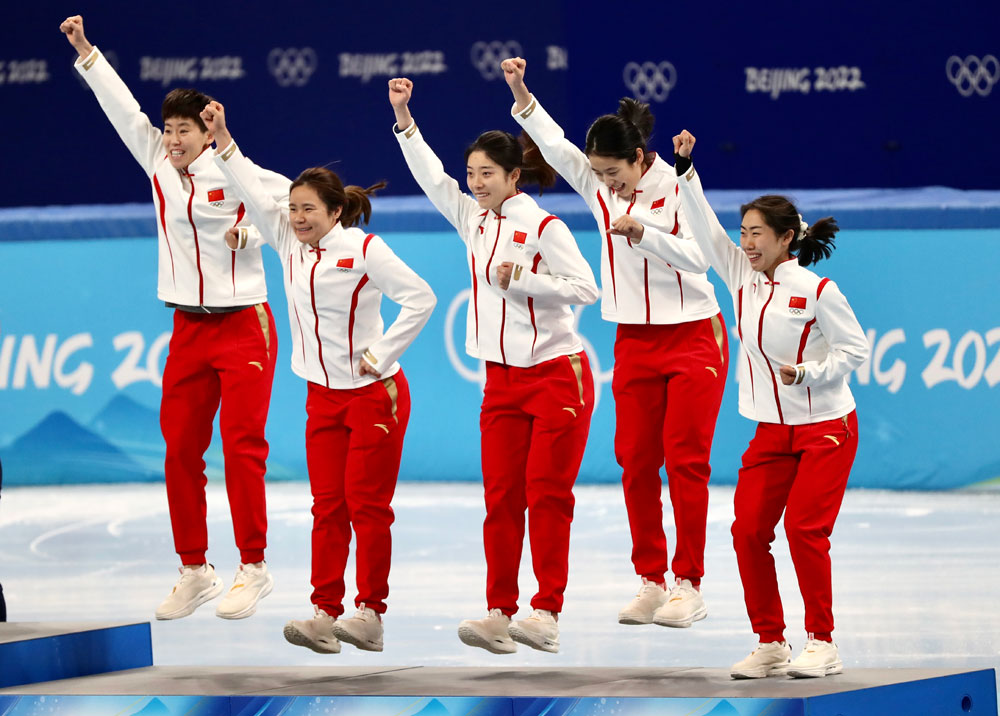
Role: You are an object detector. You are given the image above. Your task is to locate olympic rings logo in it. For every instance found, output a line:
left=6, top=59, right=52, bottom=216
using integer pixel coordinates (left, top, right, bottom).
left=268, top=47, right=317, bottom=87
left=946, top=55, right=999, bottom=97
left=470, top=41, right=523, bottom=80
left=623, top=61, right=677, bottom=103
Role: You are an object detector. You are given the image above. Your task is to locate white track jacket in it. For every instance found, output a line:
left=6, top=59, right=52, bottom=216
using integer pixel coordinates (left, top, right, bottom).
left=394, top=121, right=598, bottom=368
left=677, top=163, right=869, bottom=425
left=216, top=142, right=436, bottom=389
left=512, top=96, right=719, bottom=325
left=76, top=48, right=289, bottom=307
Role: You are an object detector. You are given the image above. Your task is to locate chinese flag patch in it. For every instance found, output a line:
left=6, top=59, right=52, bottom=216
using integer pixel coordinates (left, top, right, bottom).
left=789, top=296, right=807, bottom=309
left=337, top=257, right=354, bottom=269
left=650, top=197, right=665, bottom=210
left=207, top=188, right=225, bottom=203
left=513, top=231, right=527, bottom=244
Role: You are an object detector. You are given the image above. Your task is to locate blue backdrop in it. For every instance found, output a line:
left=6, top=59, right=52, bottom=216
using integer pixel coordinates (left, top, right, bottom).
left=1, top=0, right=998, bottom=208
left=1, top=196, right=998, bottom=490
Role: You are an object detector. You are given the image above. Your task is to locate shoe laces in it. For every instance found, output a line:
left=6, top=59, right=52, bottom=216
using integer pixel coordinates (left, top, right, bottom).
left=637, top=578, right=665, bottom=596
left=669, top=579, right=698, bottom=602
left=176, top=563, right=207, bottom=585
left=312, top=606, right=334, bottom=623
left=803, top=637, right=832, bottom=651
left=232, top=562, right=265, bottom=587
left=486, top=608, right=509, bottom=622
left=669, top=578, right=697, bottom=600
left=528, top=609, right=556, bottom=623
left=354, top=603, right=380, bottom=622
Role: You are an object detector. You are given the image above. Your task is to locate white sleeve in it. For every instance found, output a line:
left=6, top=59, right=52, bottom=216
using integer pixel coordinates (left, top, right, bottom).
left=629, top=223, right=711, bottom=274
left=74, top=47, right=163, bottom=177
left=512, top=95, right=599, bottom=204
left=362, top=236, right=437, bottom=370
left=676, top=163, right=753, bottom=292
left=213, top=141, right=290, bottom=253
left=393, top=121, right=479, bottom=240
left=797, top=280, right=871, bottom=387
left=252, top=164, right=292, bottom=206
left=503, top=219, right=599, bottom=306
left=227, top=226, right=267, bottom=251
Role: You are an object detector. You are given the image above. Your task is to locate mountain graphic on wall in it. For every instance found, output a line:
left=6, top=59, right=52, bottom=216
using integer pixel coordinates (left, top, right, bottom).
left=88, top=393, right=166, bottom=477
left=1, top=410, right=157, bottom=486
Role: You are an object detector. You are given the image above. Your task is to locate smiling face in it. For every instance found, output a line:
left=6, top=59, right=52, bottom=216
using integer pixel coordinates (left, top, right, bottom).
left=588, top=150, right=645, bottom=199
left=289, top=184, right=341, bottom=246
left=740, top=209, right=795, bottom=278
left=162, top=117, right=212, bottom=171
left=466, top=150, right=520, bottom=213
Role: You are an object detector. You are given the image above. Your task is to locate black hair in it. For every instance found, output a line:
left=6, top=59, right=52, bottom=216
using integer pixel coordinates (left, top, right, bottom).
left=464, top=130, right=557, bottom=193
left=291, top=168, right=386, bottom=227
left=584, top=97, right=655, bottom=167
left=740, top=195, right=839, bottom=266
left=161, top=88, right=214, bottom=132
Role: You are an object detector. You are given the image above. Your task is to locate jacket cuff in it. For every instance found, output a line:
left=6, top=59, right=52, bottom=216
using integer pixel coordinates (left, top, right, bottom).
left=512, top=95, right=537, bottom=120
left=76, top=46, right=100, bottom=72
left=217, top=139, right=239, bottom=162
left=393, top=121, right=418, bottom=139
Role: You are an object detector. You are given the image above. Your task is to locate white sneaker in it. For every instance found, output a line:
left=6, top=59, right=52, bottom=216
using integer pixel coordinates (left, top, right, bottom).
left=730, top=640, right=793, bottom=679
left=215, top=562, right=274, bottom=619
left=618, top=578, right=668, bottom=625
left=457, top=608, right=516, bottom=654
left=332, top=603, right=384, bottom=652
left=787, top=637, right=843, bottom=678
left=509, top=609, right=560, bottom=653
left=155, top=563, right=224, bottom=620
left=283, top=607, right=341, bottom=654
left=653, top=578, right=707, bottom=627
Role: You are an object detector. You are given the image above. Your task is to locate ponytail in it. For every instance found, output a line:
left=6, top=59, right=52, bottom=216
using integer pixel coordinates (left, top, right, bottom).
left=584, top=97, right=655, bottom=166
left=464, top=129, right=556, bottom=194
left=291, top=167, right=385, bottom=226
left=517, top=131, right=557, bottom=193
left=795, top=216, right=839, bottom=266
left=740, top=195, right=840, bottom=266
left=341, top=182, right=386, bottom=227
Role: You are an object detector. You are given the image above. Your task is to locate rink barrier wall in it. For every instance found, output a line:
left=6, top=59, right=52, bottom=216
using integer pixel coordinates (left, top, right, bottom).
left=0, top=196, right=998, bottom=490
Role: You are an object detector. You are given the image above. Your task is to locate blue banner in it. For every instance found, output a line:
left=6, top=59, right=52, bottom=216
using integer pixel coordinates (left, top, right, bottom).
left=1, top=208, right=998, bottom=489
left=1, top=0, right=997, bottom=209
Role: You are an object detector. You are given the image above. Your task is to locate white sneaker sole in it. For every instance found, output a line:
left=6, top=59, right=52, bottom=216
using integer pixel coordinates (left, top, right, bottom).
left=787, top=661, right=843, bottom=678
left=155, top=577, right=224, bottom=620
left=508, top=624, right=559, bottom=653
left=216, top=574, right=274, bottom=620
left=332, top=622, right=384, bottom=652
left=618, top=611, right=656, bottom=625
left=653, top=604, right=708, bottom=628
left=731, top=663, right=790, bottom=679
left=457, top=624, right=516, bottom=654
left=283, top=623, right=341, bottom=654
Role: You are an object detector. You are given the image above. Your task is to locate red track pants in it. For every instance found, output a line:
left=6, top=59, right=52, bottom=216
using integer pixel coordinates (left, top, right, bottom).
left=612, top=315, right=728, bottom=586
left=732, top=411, right=859, bottom=642
left=160, top=305, right=277, bottom=565
left=480, top=352, right=594, bottom=616
left=305, top=370, right=410, bottom=617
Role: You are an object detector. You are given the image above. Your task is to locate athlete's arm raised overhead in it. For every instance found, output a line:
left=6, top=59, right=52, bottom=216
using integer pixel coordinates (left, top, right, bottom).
left=202, top=101, right=288, bottom=253
left=502, top=58, right=597, bottom=200
left=60, top=14, right=163, bottom=175
left=59, top=14, right=93, bottom=59
left=672, top=130, right=752, bottom=292
left=388, top=77, right=480, bottom=237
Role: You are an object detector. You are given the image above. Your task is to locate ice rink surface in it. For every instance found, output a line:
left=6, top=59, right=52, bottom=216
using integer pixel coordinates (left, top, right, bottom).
left=1, top=481, right=998, bottom=683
